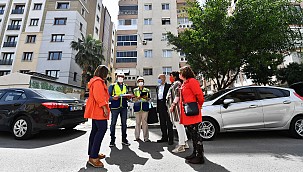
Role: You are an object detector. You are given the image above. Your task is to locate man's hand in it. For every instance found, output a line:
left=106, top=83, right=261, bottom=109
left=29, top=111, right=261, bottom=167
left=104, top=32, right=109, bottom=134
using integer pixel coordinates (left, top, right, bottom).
left=113, top=95, right=119, bottom=100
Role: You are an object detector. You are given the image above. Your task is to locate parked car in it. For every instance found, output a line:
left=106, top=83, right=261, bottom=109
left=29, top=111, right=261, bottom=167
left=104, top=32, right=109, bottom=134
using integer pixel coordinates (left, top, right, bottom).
left=200, top=85, right=303, bottom=140
left=0, top=88, right=86, bottom=140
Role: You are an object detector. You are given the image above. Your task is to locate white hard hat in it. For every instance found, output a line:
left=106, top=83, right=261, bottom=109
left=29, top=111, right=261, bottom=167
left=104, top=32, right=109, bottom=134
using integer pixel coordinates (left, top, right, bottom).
left=116, top=72, right=125, bottom=77
left=137, top=76, right=144, bottom=82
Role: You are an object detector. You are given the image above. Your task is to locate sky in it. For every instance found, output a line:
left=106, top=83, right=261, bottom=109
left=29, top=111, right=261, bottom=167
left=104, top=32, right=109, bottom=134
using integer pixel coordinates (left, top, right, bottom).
left=102, top=0, right=206, bottom=26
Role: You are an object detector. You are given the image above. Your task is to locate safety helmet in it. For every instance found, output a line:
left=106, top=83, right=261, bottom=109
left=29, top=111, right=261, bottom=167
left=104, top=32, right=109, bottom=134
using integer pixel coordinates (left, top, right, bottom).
left=116, top=72, right=125, bottom=77
left=137, top=76, right=144, bottom=82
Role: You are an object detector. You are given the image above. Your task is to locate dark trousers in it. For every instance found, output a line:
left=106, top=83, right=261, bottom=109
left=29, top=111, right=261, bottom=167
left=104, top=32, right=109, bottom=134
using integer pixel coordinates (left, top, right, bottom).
left=187, top=123, right=204, bottom=157
left=110, top=108, right=128, bottom=142
left=158, top=100, right=173, bottom=140
left=88, top=119, right=108, bottom=158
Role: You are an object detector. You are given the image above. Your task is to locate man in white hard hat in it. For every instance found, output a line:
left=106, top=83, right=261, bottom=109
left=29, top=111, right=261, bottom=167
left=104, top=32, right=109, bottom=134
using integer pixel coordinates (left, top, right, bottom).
left=132, top=76, right=151, bottom=142
left=108, top=72, right=131, bottom=147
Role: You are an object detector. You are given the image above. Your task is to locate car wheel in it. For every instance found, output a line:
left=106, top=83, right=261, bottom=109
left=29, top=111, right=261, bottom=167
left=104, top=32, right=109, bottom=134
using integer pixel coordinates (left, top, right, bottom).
left=12, top=116, right=33, bottom=140
left=198, top=118, right=218, bottom=141
left=289, top=116, right=303, bottom=139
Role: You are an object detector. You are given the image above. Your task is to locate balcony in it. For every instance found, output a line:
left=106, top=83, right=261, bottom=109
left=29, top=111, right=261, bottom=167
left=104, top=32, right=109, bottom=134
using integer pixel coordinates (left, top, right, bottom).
left=0, top=59, right=13, bottom=65
left=0, top=10, right=4, bottom=15
left=7, top=25, right=21, bottom=30
left=3, top=42, right=17, bottom=47
left=11, top=9, right=24, bottom=14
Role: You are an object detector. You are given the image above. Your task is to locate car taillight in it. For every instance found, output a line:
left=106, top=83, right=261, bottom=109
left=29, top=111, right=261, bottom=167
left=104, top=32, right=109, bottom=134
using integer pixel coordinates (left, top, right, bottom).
left=294, top=92, right=303, bottom=101
left=42, top=102, right=69, bottom=109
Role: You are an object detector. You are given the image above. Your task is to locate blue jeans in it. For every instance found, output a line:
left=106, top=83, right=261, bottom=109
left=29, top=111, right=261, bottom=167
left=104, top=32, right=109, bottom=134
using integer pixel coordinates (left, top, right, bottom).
left=110, top=108, right=128, bottom=142
left=88, top=120, right=107, bottom=158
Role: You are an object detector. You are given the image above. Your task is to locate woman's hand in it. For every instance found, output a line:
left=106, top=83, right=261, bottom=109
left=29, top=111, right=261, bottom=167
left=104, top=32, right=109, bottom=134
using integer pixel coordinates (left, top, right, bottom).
left=169, top=106, right=174, bottom=112
left=102, top=106, right=109, bottom=117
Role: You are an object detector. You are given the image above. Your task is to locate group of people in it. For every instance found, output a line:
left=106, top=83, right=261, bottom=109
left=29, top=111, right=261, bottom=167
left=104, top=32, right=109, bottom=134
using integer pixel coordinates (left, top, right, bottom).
left=84, top=65, right=205, bottom=168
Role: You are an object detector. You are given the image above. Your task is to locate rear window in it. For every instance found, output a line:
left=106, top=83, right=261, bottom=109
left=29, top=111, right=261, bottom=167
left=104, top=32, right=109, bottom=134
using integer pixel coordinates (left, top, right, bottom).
left=34, top=89, right=77, bottom=100
left=257, top=88, right=289, bottom=99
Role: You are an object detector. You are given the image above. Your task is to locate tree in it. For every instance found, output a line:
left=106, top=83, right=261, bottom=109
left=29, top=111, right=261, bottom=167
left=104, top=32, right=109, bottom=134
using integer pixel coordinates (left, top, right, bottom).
left=71, top=34, right=104, bottom=88
left=276, top=62, right=303, bottom=85
left=167, top=0, right=303, bottom=90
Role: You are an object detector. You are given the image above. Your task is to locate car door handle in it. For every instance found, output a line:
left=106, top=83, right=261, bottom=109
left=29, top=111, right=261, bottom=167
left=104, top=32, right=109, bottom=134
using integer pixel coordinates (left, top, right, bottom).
left=13, top=103, right=21, bottom=106
left=283, top=100, right=291, bottom=104
left=249, top=105, right=258, bottom=108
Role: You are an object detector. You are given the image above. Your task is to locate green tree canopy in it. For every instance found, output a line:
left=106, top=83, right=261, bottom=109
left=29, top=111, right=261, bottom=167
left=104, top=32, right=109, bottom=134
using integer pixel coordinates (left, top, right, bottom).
left=71, top=34, right=104, bottom=87
left=167, top=0, right=303, bottom=90
left=276, top=62, right=303, bottom=85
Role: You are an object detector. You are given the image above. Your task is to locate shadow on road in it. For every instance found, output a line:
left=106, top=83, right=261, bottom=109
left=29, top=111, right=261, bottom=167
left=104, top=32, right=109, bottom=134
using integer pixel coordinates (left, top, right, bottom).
left=0, top=129, right=86, bottom=149
left=78, top=163, right=109, bottom=172
left=138, top=140, right=165, bottom=160
left=105, top=145, right=148, bottom=172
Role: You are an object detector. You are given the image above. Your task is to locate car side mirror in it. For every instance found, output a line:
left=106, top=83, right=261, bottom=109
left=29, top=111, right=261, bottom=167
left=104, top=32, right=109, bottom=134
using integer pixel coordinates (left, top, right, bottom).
left=223, top=99, right=234, bottom=109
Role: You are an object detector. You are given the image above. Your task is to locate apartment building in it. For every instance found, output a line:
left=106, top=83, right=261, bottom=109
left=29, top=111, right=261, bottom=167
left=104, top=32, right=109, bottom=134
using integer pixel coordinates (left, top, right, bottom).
left=115, top=0, right=192, bottom=89
left=0, top=0, right=114, bottom=87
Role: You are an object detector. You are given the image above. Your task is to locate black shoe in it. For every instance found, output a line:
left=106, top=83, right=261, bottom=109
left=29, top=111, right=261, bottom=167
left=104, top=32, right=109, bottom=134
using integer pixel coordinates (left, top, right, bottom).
left=187, top=156, right=205, bottom=164
left=185, top=153, right=196, bottom=160
left=168, top=140, right=173, bottom=145
left=157, top=138, right=168, bottom=143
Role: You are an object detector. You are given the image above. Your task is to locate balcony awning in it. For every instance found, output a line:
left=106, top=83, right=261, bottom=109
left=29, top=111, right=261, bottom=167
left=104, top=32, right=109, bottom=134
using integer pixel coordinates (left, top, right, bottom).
left=115, top=69, right=130, bottom=74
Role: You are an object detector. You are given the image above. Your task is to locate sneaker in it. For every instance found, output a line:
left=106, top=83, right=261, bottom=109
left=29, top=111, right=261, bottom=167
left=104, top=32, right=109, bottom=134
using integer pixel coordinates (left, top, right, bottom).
left=172, top=145, right=185, bottom=153
left=184, top=142, right=189, bottom=149
left=122, top=140, right=130, bottom=146
left=109, top=142, right=115, bottom=147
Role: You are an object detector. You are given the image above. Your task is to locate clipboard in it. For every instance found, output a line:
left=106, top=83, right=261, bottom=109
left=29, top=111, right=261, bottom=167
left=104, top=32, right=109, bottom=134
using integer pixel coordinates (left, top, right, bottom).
left=140, top=92, right=148, bottom=97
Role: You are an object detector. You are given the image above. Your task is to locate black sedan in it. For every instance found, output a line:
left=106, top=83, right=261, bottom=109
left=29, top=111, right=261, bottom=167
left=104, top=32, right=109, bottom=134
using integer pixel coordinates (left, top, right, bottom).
left=0, top=88, right=86, bottom=139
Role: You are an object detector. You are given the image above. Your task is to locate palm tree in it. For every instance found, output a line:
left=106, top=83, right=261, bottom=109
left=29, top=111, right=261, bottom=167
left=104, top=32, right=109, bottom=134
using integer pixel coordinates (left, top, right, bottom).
left=71, top=34, right=104, bottom=88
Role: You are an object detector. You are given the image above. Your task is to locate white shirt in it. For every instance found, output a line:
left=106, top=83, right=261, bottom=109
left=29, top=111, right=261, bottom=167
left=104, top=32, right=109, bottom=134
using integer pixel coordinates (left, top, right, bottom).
left=158, top=84, right=165, bottom=100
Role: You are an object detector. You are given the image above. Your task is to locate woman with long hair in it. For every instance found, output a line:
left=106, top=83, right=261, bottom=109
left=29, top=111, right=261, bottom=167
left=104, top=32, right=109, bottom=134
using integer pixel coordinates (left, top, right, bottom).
left=166, top=71, right=189, bottom=153
left=179, top=66, right=205, bottom=164
left=84, top=65, right=110, bottom=168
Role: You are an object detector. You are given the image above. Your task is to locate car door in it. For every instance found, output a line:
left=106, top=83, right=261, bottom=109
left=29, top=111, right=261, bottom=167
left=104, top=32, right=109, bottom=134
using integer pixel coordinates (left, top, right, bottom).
left=0, top=90, right=27, bottom=128
left=256, top=87, right=294, bottom=128
left=0, top=90, right=7, bottom=130
left=219, top=88, right=264, bottom=130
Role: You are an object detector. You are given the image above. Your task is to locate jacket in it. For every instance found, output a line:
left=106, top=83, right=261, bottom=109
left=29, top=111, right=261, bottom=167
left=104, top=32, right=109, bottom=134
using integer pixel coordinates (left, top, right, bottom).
left=108, top=83, right=128, bottom=109
left=166, top=81, right=182, bottom=122
left=133, top=87, right=150, bottom=112
left=84, top=76, right=110, bottom=120
left=180, top=78, right=204, bottom=125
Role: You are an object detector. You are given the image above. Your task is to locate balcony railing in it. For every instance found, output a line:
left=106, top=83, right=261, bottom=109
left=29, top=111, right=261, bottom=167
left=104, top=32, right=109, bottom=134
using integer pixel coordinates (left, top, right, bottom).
left=0, top=59, right=13, bottom=65
left=3, top=42, right=17, bottom=47
left=0, top=10, right=4, bottom=15
left=7, top=25, right=21, bottom=30
left=11, top=9, right=24, bottom=14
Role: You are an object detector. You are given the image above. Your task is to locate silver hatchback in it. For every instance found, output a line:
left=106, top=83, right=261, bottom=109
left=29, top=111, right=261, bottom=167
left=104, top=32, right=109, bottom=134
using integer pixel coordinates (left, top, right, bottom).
left=200, top=85, right=303, bottom=141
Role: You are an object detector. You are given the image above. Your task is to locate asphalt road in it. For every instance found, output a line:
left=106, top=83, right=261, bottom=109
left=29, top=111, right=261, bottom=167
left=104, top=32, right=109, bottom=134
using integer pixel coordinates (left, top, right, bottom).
left=0, top=123, right=302, bottom=172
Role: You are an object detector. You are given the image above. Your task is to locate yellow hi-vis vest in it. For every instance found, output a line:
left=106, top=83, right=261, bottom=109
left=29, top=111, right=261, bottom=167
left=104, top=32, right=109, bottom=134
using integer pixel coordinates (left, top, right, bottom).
left=111, top=83, right=127, bottom=109
left=133, top=87, right=150, bottom=112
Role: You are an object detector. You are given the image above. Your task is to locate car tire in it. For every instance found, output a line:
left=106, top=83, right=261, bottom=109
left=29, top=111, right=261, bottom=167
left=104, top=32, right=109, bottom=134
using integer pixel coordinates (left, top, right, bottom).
left=199, top=118, right=219, bottom=141
left=289, top=116, right=303, bottom=139
left=12, top=116, right=33, bottom=140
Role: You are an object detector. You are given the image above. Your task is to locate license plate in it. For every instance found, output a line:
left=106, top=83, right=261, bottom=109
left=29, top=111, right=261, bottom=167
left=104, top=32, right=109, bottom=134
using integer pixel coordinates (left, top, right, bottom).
left=70, top=106, right=83, bottom=111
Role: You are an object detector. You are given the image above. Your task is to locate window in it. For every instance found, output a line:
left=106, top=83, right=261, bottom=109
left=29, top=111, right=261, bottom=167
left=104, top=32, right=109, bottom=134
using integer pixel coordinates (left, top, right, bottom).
left=30, top=19, right=39, bottom=26
left=26, top=35, right=36, bottom=43
left=162, top=18, right=171, bottom=25
left=144, top=50, right=152, bottom=58
left=33, top=3, right=42, bottom=10
left=162, top=3, right=170, bottom=10
left=95, top=27, right=99, bottom=34
left=143, top=33, right=152, bottom=41
left=19, top=70, right=30, bottom=74
left=51, top=34, right=64, bottom=42
left=0, top=70, right=10, bottom=76
left=48, top=51, right=62, bottom=60
left=22, top=52, right=33, bottom=61
left=80, top=22, right=83, bottom=31
left=46, top=70, right=60, bottom=78
left=162, top=50, right=173, bottom=58
left=57, top=2, right=69, bottom=9
left=98, top=4, right=101, bottom=11
left=96, top=15, right=100, bottom=22
left=116, top=58, right=137, bottom=63
left=178, top=17, right=189, bottom=24
left=116, top=51, right=137, bottom=57
left=119, top=19, right=137, bottom=26
left=117, top=35, right=137, bottom=46
left=144, top=4, right=152, bottom=10
left=2, top=92, right=26, bottom=101
left=143, top=68, right=153, bottom=76
left=81, top=8, right=85, bottom=16
left=73, top=72, right=77, bottom=81
left=1, top=53, right=13, bottom=65
left=144, top=18, right=152, bottom=25
left=54, top=18, right=67, bottom=25
left=222, top=88, right=257, bottom=103
left=257, top=88, right=289, bottom=99
left=161, top=33, right=168, bottom=41
left=119, top=5, right=138, bottom=15
left=0, top=5, right=5, bottom=15
left=163, top=67, right=172, bottom=75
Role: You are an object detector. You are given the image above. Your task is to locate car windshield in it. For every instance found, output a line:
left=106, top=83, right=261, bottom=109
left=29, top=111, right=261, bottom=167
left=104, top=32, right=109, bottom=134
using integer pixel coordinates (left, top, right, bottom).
left=34, top=89, right=78, bottom=100
left=205, top=89, right=231, bottom=102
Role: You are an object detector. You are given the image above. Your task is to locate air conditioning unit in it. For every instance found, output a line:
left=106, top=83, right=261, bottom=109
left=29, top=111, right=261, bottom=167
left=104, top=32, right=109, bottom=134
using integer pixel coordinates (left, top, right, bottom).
left=142, top=40, right=147, bottom=45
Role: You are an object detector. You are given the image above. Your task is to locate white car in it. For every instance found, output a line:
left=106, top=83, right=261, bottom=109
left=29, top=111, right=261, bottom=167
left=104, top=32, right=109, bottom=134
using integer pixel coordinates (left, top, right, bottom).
left=200, top=85, right=303, bottom=141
